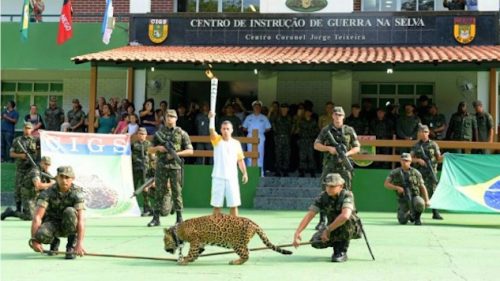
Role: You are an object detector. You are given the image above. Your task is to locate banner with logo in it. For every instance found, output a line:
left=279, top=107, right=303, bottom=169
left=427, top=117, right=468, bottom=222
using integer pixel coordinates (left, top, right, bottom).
left=40, top=131, right=141, bottom=217
left=430, top=153, right=500, bottom=213
left=353, top=135, right=375, bottom=167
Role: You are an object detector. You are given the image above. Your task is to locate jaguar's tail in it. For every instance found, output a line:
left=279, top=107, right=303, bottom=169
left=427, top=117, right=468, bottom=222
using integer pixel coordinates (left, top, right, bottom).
left=254, top=224, right=292, bottom=255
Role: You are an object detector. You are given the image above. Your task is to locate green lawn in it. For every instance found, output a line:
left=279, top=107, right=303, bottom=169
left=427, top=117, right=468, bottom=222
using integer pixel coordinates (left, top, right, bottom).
left=1, top=163, right=15, bottom=192
left=2, top=209, right=500, bottom=281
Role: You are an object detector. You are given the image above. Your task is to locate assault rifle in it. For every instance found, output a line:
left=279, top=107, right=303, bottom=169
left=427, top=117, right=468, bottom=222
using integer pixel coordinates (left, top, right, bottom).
left=420, top=146, right=438, bottom=184
left=326, top=129, right=354, bottom=172
left=131, top=177, right=155, bottom=198
left=357, top=216, right=375, bottom=260
left=16, top=139, right=54, bottom=180
left=400, top=170, right=416, bottom=221
left=159, top=137, right=183, bottom=165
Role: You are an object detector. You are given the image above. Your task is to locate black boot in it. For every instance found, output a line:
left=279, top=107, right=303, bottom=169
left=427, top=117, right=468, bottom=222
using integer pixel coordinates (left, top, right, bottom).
left=414, top=212, right=422, bottom=225
left=315, top=212, right=326, bottom=230
left=147, top=211, right=160, bottom=227
left=331, top=241, right=348, bottom=262
left=176, top=211, right=183, bottom=223
left=15, top=202, right=22, bottom=213
left=65, top=235, right=77, bottom=259
left=1, top=207, right=16, bottom=221
left=48, top=237, right=60, bottom=256
left=141, top=207, right=151, bottom=217
left=432, top=209, right=443, bottom=220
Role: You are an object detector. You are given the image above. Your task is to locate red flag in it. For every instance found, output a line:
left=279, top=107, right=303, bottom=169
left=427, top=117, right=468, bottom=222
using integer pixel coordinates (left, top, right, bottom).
left=57, top=0, right=73, bottom=45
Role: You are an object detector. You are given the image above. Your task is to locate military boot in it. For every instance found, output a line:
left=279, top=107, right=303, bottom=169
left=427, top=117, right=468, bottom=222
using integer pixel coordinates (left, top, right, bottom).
left=331, top=241, right=348, bottom=263
left=15, top=202, right=22, bottom=213
left=176, top=211, right=183, bottom=223
left=432, top=209, right=443, bottom=220
left=147, top=211, right=160, bottom=227
left=414, top=212, right=422, bottom=225
left=1, top=207, right=16, bottom=220
left=314, top=212, right=326, bottom=230
left=48, top=237, right=60, bottom=256
left=141, top=207, right=152, bottom=217
left=65, top=235, right=77, bottom=259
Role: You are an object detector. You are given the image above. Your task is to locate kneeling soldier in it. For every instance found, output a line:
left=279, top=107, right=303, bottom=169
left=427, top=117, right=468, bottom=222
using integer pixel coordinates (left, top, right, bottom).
left=384, top=153, right=430, bottom=225
left=293, top=173, right=362, bottom=262
left=30, top=166, right=86, bottom=259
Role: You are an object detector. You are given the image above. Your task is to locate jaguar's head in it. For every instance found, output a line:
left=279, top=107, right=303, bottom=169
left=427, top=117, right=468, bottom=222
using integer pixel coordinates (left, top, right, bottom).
left=163, top=227, right=178, bottom=254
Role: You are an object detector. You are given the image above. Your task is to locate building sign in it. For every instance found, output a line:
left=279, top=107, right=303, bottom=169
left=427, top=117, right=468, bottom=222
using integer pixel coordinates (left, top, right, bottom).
left=129, top=13, right=498, bottom=46
left=285, top=0, right=328, bottom=13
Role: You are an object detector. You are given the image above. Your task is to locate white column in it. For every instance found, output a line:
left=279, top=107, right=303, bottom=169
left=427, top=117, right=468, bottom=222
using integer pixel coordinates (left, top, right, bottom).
left=134, top=69, right=147, bottom=108
left=477, top=71, right=489, bottom=109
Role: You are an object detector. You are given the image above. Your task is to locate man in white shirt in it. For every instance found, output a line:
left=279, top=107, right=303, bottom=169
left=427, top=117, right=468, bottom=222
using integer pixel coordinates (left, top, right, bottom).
left=209, top=112, right=248, bottom=216
left=242, top=100, right=271, bottom=174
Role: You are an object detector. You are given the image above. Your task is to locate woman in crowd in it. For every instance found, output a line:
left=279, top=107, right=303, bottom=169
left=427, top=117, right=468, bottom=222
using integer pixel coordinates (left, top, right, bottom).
left=24, top=104, right=44, bottom=138
left=94, top=103, right=116, bottom=134
left=139, top=98, right=158, bottom=135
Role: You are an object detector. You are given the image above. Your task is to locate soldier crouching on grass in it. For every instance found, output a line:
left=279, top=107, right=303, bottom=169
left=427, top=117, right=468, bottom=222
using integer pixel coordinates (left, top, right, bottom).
left=293, top=173, right=362, bottom=262
left=30, top=166, right=86, bottom=259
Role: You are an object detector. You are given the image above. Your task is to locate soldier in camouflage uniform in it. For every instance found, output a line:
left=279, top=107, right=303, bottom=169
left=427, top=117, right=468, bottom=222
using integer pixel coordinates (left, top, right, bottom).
left=472, top=100, right=494, bottom=154
left=147, top=109, right=193, bottom=227
left=314, top=106, right=360, bottom=230
left=30, top=166, right=86, bottom=260
left=296, top=108, right=319, bottom=177
left=293, top=173, right=362, bottom=262
left=6, top=122, right=37, bottom=216
left=345, top=104, right=368, bottom=135
left=44, top=96, right=65, bottom=131
left=271, top=103, right=293, bottom=177
left=411, top=125, right=443, bottom=220
left=397, top=104, right=421, bottom=141
left=421, top=104, right=447, bottom=140
left=446, top=101, right=477, bottom=153
left=1, top=156, right=54, bottom=221
left=131, top=127, right=154, bottom=216
left=384, top=153, right=430, bottom=225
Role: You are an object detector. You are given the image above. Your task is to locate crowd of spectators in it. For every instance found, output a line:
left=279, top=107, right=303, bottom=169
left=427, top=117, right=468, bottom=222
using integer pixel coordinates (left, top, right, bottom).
left=0, top=95, right=496, bottom=176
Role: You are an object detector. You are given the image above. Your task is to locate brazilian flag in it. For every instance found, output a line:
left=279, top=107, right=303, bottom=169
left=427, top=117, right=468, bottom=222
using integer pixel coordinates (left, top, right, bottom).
left=431, top=154, right=500, bottom=213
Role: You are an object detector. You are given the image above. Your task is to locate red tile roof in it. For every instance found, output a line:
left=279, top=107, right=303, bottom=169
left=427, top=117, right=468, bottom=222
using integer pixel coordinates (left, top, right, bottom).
left=72, top=45, right=500, bottom=65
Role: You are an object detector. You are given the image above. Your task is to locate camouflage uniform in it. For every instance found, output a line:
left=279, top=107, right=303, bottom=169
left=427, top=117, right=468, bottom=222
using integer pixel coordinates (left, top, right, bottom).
left=19, top=167, right=53, bottom=220
left=385, top=167, right=426, bottom=224
left=152, top=126, right=193, bottom=216
left=345, top=116, right=368, bottom=135
left=316, top=124, right=360, bottom=191
left=32, top=183, right=85, bottom=244
left=474, top=111, right=494, bottom=154
left=67, top=109, right=86, bottom=132
left=411, top=140, right=440, bottom=197
left=446, top=113, right=477, bottom=141
left=272, top=115, right=293, bottom=175
left=296, top=118, right=318, bottom=174
left=131, top=139, right=153, bottom=213
left=44, top=106, right=65, bottom=131
left=422, top=113, right=446, bottom=140
left=396, top=115, right=420, bottom=140
left=309, top=190, right=362, bottom=249
left=10, top=135, right=37, bottom=209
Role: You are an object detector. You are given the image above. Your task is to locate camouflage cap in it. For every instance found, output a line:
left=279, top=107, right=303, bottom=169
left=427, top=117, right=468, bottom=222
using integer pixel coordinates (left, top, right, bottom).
left=24, top=121, right=33, bottom=129
left=57, top=166, right=75, bottom=178
left=40, top=156, right=51, bottom=164
left=72, top=98, right=80, bottom=104
left=401, top=153, right=412, bottom=161
left=472, top=100, right=482, bottom=107
left=138, top=127, right=147, bottom=135
left=333, top=106, right=345, bottom=116
left=323, top=173, right=345, bottom=186
left=418, top=124, right=430, bottom=132
left=166, top=109, right=177, bottom=118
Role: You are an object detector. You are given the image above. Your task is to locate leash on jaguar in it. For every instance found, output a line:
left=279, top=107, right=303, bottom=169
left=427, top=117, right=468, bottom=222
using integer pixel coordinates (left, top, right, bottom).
left=35, top=241, right=312, bottom=261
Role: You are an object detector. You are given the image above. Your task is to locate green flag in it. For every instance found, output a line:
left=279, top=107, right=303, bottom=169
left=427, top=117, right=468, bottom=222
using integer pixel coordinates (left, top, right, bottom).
left=430, top=153, right=500, bottom=213
left=20, top=0, right=30, bottom=40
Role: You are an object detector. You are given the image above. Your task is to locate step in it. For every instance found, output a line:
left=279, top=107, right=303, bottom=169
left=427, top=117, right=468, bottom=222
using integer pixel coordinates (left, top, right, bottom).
left=259, top=176, right=321, bottom=188
left=255, top=186, right=321, bottom=198
left=253, top=197, right=314, bottom=210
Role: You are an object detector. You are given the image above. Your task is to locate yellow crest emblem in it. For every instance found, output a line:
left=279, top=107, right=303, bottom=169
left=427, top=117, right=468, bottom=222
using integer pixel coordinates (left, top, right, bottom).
left=148, top=19, right=169, bottom=44
left=453, top=17, right=476, bottom=45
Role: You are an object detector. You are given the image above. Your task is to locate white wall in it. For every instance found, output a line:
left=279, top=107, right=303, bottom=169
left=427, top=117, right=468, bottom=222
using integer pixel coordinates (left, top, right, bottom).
left=130, top=0, right=151, bottom=13
left=260, top=0, right=353, bottom=13
left=478, top=0, right=499, bottom=11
